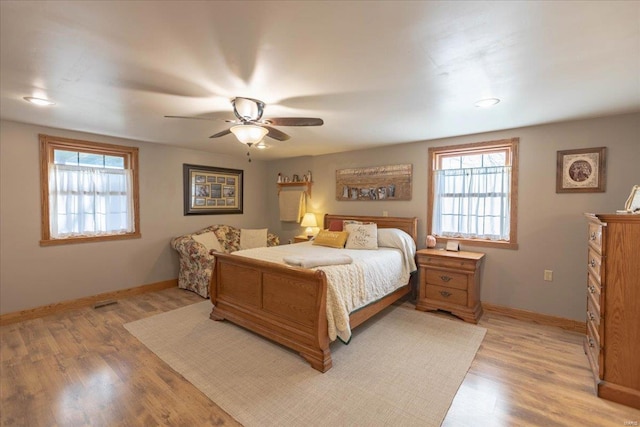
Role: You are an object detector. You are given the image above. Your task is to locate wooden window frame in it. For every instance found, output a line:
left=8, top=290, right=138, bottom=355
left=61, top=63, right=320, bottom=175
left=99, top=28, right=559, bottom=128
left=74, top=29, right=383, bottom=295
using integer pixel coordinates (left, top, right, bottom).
left=427, top=138, right=519, bottom=250
left=39, top=134, right=141, bottom=246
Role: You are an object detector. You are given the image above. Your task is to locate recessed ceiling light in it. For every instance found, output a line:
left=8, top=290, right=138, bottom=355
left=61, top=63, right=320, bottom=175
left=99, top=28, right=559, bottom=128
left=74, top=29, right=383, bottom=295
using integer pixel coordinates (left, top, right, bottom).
left=23, top=96, right=55, bottom=106
left=474, top=98, right=500, bottom=108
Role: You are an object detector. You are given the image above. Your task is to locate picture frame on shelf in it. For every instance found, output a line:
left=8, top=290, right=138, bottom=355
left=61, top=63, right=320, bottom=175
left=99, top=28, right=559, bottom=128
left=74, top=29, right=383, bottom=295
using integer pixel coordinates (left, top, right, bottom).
left=556, top=147, right=606, bottom=193
left=183, top=164, right=243, bottom=215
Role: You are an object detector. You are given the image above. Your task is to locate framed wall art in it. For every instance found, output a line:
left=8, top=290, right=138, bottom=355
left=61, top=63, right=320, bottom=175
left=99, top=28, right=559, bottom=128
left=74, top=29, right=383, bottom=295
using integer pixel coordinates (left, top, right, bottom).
left=183, top=164, right=243, bottom=215
left=336, top=164, right=412, bottom=201
left=556, top=147, right=606, bottom=193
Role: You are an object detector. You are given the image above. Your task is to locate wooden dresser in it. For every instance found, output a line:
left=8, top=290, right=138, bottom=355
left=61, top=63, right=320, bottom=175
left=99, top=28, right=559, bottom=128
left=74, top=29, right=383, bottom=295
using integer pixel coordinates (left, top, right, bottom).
left=415, top=249, right=485, bottom=324
left=584, top=213, right=640, bottom=409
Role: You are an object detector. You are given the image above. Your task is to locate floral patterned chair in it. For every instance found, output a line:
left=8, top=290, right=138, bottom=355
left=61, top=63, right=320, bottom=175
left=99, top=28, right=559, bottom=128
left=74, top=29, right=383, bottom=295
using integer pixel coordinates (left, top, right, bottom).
left=171, top=225, right=279, bottom=298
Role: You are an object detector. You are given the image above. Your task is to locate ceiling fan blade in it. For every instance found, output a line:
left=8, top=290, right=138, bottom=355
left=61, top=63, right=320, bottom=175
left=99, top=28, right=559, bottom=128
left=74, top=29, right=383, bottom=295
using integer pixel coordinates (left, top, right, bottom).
left=263, top=126, right=291, bottom=141
left=164, top=115, right=218, bottom=121
left=266, top=117, right=324, bottom=126
left=209, top=128, right=232, bottom=138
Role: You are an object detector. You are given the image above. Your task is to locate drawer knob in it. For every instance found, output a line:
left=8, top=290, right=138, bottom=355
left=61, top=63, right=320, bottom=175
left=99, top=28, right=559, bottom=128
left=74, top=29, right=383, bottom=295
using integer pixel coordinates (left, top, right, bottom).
left=439, top=290, right=452, bottom=298
left=440, top=275, right=452, bottom=282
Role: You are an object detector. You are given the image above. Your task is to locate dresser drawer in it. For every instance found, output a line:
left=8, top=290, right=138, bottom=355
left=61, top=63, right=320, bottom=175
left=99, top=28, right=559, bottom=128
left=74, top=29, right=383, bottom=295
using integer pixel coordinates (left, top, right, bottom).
left=425, top=269, right=467, bottom=290
left=425, top=284, right=467, bottom=306
left=586, top=319, right=602, bottom=379
left=587, top=291, right=600, bottom=328
left=587, top=247, right=603, bottom=283
left=587, top=273, right=602, bottom=315
left=587, top=222, right=603, bottom=251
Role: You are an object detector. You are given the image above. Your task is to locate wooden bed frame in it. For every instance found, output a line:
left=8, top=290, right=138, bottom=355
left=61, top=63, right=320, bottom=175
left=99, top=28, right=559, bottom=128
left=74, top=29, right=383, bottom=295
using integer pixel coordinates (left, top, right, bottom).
left=209, top=214, right=418, bottom=372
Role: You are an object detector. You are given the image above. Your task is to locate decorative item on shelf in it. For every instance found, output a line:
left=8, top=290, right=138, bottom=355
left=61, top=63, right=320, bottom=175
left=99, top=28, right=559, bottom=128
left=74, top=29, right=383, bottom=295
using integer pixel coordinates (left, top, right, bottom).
left=307, top=170, right=312, bottom=182
left=426, top=235, right=437, bottom=248
left=277, top=173, right=283, bottom=183
left=300, top=212, right=318, bottom=238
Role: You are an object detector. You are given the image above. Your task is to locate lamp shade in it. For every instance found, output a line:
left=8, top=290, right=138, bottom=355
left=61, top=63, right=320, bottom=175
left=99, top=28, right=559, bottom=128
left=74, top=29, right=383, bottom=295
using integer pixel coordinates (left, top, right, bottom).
left=300, top=213, right=318, bottom=227
left=300, top=213, right=318, bottom=237
left=230, top=125, right=268, bottom=145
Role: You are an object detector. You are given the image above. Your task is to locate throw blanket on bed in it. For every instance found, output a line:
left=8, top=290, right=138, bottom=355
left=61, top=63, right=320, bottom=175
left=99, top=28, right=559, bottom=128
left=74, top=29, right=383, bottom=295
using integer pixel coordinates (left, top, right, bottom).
left=283, top=254, right=353, bottom=268
left=231, top=234, right=415, bottom=343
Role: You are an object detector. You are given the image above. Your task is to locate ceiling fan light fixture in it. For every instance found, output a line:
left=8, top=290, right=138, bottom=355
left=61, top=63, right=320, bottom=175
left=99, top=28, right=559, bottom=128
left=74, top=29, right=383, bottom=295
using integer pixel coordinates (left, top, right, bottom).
left=23, top=96, right=55, bottom=106
left=230, top=124, right=268, bottom=145
left=474, top=98, right=500, bottom=108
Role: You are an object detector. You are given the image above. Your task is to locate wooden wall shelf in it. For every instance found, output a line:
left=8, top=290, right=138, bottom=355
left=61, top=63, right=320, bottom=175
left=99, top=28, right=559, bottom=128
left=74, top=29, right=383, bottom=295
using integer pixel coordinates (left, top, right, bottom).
left=277, top=181, right=312, bottom=197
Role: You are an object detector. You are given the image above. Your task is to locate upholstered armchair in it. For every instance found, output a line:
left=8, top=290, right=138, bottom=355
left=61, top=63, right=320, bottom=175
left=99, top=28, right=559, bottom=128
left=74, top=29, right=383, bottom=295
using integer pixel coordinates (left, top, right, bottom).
left=171, top=225, right=279, bottom=298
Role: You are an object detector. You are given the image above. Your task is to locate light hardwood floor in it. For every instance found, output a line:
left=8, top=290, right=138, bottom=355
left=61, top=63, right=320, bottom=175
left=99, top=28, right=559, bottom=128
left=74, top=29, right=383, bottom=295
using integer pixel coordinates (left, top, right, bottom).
left=1, top=287, right=639, bottom=426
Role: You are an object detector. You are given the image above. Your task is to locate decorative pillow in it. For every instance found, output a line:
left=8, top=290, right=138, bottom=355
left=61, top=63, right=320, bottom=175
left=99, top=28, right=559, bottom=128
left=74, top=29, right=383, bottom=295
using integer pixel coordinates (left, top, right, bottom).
left=345, top=223, right=378, bottom=250
left=377, top=228, right=415, bottom=252
left=240, top=228, right=268, bottom=250
left=312, top=230, right=349, bottom=248
left=328, top=220, right=343, bottom=231
left=192, top=231, right=223, bottom=252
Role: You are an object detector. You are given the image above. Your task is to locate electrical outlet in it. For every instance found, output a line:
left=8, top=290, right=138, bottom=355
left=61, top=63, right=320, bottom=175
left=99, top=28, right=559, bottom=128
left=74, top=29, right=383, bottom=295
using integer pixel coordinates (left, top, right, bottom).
left=544, top=270, right=553, bottom=281
left=382, top=211, right=388, bottom=217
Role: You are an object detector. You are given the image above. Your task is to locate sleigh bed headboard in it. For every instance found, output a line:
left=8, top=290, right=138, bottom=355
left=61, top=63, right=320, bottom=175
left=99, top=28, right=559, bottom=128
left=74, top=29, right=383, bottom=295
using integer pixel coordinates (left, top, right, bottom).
left=323, top=214, right=418, bottom=243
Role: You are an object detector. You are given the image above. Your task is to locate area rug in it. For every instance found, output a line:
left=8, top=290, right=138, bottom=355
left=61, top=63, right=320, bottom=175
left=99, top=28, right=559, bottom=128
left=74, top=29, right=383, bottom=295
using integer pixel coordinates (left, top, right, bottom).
left=125, top=301, right=486, bottom=427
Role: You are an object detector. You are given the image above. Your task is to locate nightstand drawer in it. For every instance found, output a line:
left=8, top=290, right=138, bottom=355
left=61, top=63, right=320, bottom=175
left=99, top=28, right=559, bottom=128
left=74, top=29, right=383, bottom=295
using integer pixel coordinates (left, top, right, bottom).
left=425, top=284, right=467, bottom=306
left=425, top=269, right=467, bottom=290
left=418, top=255, right=477, bottom=272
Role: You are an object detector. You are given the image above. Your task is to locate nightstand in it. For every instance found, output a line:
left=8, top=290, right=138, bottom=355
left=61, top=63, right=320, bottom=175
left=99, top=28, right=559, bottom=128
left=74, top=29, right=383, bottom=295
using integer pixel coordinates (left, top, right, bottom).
left=293, top=235, right=312, bottom=243
left=415, top=249, right=485, bottom=324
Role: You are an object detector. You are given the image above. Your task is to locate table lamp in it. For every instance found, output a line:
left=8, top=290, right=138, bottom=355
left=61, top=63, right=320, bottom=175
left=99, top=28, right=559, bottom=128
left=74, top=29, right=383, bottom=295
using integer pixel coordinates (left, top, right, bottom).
left=300, top=213, right=318, bottom=238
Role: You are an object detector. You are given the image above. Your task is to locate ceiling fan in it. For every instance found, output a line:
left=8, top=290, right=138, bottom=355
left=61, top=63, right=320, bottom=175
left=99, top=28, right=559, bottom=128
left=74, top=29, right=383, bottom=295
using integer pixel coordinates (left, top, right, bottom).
left=165, top=97, right=324, bottom=146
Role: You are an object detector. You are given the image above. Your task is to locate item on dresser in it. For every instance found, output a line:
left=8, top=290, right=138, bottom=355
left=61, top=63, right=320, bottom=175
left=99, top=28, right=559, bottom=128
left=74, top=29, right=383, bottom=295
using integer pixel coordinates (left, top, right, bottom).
left=583, top=213, right=640, bottom=409
left=210, top=214, right=418, bottom=372
left=415, top=249, right=485, bottom=324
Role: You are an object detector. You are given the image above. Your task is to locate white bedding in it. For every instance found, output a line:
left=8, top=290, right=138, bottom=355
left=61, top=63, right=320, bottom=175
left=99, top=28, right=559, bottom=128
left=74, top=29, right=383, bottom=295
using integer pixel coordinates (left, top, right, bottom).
left=230, top=229, right=416, bottom=343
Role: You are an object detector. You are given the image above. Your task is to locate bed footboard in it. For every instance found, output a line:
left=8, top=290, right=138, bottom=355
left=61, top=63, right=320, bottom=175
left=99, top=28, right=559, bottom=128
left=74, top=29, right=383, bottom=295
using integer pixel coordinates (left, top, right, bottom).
left=210, top=252, right=333, bottom=372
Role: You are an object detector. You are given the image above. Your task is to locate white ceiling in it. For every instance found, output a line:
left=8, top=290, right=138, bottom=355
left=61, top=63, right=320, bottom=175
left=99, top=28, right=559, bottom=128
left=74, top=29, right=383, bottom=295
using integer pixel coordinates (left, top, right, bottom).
left=1, top=1, right=639, bottom=160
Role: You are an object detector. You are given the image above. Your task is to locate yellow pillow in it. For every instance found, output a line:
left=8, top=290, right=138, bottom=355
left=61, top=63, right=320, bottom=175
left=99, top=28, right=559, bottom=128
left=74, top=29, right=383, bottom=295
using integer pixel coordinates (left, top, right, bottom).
left=312, top=230, right=349, bottom=248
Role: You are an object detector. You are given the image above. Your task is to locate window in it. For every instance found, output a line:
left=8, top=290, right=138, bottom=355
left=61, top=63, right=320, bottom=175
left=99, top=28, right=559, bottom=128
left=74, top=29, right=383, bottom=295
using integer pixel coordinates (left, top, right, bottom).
left=39, top=134, right=140, bottom=245
left=427, top=138, right=518, bottom=249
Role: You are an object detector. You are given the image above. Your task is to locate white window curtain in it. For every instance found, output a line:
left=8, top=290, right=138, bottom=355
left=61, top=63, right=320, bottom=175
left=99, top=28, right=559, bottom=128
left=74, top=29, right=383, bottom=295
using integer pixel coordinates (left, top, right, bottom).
left=48, top=164, right=134, bottom=238
left=432, top=166, right=511, bottom=241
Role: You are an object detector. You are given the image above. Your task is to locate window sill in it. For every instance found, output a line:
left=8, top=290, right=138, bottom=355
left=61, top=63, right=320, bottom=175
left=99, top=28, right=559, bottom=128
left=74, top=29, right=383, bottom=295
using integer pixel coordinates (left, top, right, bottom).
left=435, top=236, right=518, bottom=250
left=40, top=232, right=141, bottom=246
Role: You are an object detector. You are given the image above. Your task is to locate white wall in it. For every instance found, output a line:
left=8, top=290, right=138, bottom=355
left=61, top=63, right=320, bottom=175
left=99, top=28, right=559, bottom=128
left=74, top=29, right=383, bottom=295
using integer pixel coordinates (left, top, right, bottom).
left=0, top=120, right=269, bottom=314
left=266, top=113, right=640, bottom=321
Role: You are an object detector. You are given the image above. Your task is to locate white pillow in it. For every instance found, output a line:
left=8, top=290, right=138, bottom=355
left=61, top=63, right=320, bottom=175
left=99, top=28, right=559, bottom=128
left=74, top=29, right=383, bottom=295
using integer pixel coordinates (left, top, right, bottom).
left=240, top=228, right=268, bottom=250
left=377, top=228, right=415, bottom=251
left=192, top=231, right=223, bottom=252
left=345, top=223, right=378, bottom=250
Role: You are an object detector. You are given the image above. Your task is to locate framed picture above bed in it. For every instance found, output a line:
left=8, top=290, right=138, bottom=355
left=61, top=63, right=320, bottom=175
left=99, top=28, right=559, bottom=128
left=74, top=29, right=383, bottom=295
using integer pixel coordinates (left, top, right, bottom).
left=336, top=164, right=412, bottom=201
left=183, top=164, right=243, bottom=215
